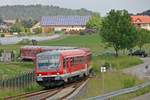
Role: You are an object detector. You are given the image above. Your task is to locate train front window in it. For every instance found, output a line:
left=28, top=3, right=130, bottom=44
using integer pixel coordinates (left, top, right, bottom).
left=38, top=55, right=61, bottom=70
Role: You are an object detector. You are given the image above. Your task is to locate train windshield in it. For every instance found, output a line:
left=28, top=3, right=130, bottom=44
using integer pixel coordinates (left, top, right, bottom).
left=37, top=54, right=61, bottom=71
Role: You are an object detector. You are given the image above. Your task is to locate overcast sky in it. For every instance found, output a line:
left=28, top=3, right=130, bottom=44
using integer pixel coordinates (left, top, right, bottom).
left=1, top=0, right=150, bottom=16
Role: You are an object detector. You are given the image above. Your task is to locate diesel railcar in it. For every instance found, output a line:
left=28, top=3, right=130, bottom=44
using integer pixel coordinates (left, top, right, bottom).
left=35, top=48, right=92, bottom=87
left=20, top=46, right=77, bottom=60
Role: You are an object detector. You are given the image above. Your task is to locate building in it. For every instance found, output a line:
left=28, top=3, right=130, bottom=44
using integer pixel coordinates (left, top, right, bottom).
left=30, top=22, right=41, bottom=33
left=3, top=20, right=16, bottom=25
left=0, top=23, right=9, bottom=33
left=41, top=16, right=91, bottom=33
left=131, top=15, right=150, bottom=30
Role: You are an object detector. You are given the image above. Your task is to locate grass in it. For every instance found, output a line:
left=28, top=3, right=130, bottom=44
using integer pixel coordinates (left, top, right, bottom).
left=0, top=34, right=104, bottom=53
left=0, top=62, right=34, bottom=79
left=76, top=55, right=143, bottom=99
left=92, top=55, right=143, bottom=71
left=0, top=83, right=43, bottom=99
left=77, top=72, right=144, bottom=100
left=0, top=34, right=146, bottom=98
left=39, top=34, right=104, bottom=53
left=112, top=85, right=150, bottom=100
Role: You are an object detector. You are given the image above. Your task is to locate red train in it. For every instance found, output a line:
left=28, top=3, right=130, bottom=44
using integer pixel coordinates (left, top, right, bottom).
left=20, top=46, right=78, bottom=60
left=35, top=48, right=92, bottom=87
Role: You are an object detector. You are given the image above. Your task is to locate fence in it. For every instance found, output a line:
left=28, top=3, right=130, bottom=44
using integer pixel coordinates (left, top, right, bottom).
left=88, top=81, right=150, bottom=100
left=0, top=71, right=35, bottom=89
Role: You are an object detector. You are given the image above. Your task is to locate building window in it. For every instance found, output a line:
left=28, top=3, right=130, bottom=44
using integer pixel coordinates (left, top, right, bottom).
left=142, top=23, right=148, bottom=27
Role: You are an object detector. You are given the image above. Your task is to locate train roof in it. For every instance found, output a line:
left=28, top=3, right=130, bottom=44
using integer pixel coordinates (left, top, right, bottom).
left=21, top=45, right=78, bottom=50
left=37, top=48, right=91, bottom=57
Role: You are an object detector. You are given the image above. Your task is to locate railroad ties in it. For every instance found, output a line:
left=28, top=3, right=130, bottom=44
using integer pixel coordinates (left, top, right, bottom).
left=4, top=77, right=89, bottom=100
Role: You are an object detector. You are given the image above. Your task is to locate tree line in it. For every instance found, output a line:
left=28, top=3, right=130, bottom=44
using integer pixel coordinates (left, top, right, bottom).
left=0, top=5, right=93, bottom=20
left=137, top=9, right=150, bottom=16
left=0, top=17, right=41, bottom=35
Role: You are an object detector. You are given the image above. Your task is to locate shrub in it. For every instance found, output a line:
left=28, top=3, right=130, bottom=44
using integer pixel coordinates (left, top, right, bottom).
left=54, top=30, right=64, bottom=34
left=80, top=31, right=86, bottom=35
left=0, top=49, right=4, bottom=56
left=0, top=34, right=5, bottom=37
left=32, top=28, right=42, bottom=34
left=102, top=62, right=111, bottom=69
left=67, top=30, right=81, bottom=34
left=122, top=78, right=135, bottom=88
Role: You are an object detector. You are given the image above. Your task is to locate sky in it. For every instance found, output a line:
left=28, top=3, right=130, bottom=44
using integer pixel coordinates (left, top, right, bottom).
left=0, top=0, right=150, bottom=16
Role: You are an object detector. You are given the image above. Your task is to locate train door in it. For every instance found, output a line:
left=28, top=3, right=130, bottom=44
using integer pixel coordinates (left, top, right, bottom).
left=63, top=57, right=70, bottom=74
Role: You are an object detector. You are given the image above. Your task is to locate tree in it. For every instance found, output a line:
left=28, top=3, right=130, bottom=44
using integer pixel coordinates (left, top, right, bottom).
left=137, top=29, right=150, bottom=50
left=22, top=19, right=38, bottom=28
left=10, top=18, right=25, bottom=33
left=0, top=17, right=3, bottom=24
left=86, top=13, right=102, bottom=30
left=101, top=10, right=138, bottom=56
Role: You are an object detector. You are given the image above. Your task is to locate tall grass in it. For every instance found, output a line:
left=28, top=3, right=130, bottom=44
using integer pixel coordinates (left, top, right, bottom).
left=92, top=55, right=143, bottom=72
left=0, top=62, right=34, bottom=78
left=77, top=72, right=144, bottom=99
left=0, top=83, right=43, bottom=99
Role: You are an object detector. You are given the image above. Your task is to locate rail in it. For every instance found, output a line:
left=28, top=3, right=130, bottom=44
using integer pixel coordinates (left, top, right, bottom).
left=88, top=81, right=150, bottom=100
left=4, top=77, right=88, bottom=100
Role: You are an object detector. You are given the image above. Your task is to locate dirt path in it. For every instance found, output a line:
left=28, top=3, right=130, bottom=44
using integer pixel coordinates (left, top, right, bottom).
left=123, top=57, right=150, bottom=80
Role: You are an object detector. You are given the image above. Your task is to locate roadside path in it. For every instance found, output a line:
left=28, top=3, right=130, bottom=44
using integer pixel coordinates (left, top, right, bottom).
left=132, top=92, right=150, bottom=100
left=123, top=57, right=150, bottom=80
left=123, top=57, right=150, bottom=100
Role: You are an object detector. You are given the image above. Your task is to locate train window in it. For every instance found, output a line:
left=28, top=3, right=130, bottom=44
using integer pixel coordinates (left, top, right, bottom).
left=63, top=58, right=68, bottom=69
left=86, top=54, right=92, bottom=61
left=70, top=57, right=73, bottom=66
left=38, top=54, right=61, bottom=70
left=72, top=56, right=85, bottom=66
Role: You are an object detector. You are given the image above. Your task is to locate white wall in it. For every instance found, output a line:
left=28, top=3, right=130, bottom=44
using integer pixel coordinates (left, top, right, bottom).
left=54, top=26, right=86, bottom=31
left=141, top=23, right=150, bottom=30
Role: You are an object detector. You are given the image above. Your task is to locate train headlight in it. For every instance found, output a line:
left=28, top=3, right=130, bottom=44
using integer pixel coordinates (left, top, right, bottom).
left=39, top=74, right=42, bottom=76
left=57, top=72, right=60, bottom=75
left=55, top=76, right=61, bottom=80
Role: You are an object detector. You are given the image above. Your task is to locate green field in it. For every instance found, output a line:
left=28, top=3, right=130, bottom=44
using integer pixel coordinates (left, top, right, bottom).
left=39, top=34, right=104, bottom=53
left=0, top=34, right=145, bottom=99
left=92, top=55, right=142, bottom=71
left=0, top=62, right=34, bottom=79
left=78, top=72, right=144, bottom=99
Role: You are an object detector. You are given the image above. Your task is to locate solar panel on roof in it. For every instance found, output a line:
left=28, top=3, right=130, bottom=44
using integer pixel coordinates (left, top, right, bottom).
left=41, top=16, right=91, bottom=26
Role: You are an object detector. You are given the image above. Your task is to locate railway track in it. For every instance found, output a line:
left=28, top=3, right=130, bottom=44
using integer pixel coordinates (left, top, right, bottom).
left=4, top=78, right=88, bottom=100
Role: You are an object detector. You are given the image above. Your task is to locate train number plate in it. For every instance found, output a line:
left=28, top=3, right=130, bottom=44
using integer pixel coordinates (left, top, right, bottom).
left=37, top=77, right=43, bottom=81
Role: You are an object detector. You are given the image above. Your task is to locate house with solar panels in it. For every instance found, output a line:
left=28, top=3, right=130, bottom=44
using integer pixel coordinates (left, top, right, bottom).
left=41, top=16, right=91, bottom=33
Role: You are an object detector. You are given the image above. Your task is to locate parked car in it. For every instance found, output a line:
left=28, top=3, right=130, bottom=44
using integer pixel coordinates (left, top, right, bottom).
left=128, top=50, right=148, bottom=57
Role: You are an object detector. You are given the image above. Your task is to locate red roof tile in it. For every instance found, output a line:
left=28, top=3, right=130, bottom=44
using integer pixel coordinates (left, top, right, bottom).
left=131, top=16, right=150, bottom=24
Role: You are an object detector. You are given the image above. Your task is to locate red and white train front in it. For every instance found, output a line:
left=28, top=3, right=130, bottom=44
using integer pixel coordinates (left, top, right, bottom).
left=35, top=49, right=92, bottom=87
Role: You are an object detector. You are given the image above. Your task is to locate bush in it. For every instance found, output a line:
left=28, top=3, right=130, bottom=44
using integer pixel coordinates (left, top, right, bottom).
left=122, top=78, right=135, bottom=88
left=54, top=30, right=64, bottom=34
left=80, top=31, right=86, bottom=35
left=0, top=49, right=4, bottom=56
left=0, top=34, right=5, bottom=37
left=66, top=30, right=81, bottom=34
left=32, top=28, right=42, bottom=34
